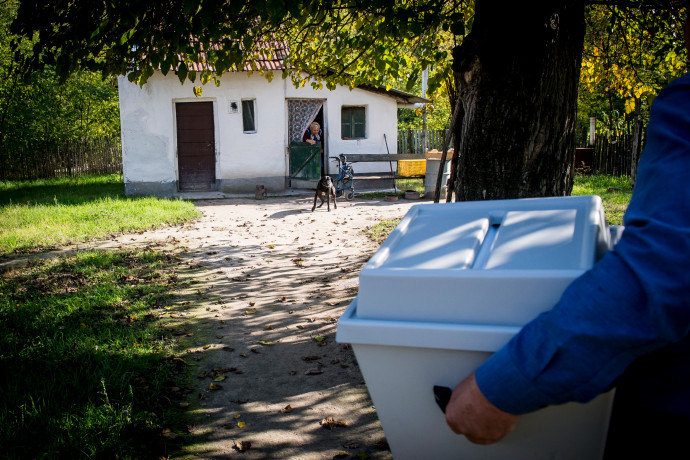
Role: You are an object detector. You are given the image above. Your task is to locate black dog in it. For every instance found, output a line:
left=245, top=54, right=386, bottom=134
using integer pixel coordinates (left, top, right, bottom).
left=312, top=176, right=337, bottom=212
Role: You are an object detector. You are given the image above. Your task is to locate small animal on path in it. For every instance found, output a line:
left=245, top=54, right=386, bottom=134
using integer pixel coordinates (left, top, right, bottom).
left=312, top=176, right=337, bottom=212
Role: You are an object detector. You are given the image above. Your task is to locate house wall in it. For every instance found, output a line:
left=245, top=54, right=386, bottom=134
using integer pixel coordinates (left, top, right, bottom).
left=285, top=83, right=399, bottom=176
left=118, top=71, right=399, bottom=196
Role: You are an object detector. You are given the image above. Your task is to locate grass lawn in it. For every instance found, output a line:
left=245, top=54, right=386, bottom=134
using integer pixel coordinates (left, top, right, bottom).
left=0, top=249, right=191, bottom=459
left=0, top=174, right=200, bottom=257
left=363, top=174, right=633, bottom=244
left=0, top=175, right=203, bottom=458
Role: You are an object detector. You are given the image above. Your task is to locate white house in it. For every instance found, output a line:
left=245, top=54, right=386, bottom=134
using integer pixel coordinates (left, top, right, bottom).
left=117, top=51, right=426, bottom=196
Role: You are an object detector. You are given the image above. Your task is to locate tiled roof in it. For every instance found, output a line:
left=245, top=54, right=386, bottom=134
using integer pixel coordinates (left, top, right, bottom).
left=177, top=41, right=429, bottom=104
left=185, top=40, right=289, bottom=72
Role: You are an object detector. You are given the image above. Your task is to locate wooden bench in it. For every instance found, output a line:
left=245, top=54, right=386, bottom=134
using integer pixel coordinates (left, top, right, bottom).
left=340, top=154, right=426, bottom=180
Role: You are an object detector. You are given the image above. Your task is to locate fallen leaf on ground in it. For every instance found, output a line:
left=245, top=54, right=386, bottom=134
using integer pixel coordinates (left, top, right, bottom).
left=209, top=383, right=223, bottom=390
left=233, top=441, right=251, bottom=451
left=214, top=376, right=226, bottom=382
left=301, top=355, right=321, bottom=361
left=305, top=368, right=323, bottom=375
left=292, top=258, right=304, bottom=267
left=234, top=413, right=242, bottom=419
left=320, top=417, right=347, bottom=430
left=281, top=404, right=293, bottom=413
left=245, top=308, right=257, bottom=314
left=237, top=421, right=246, bottom=428
left=265, top=325, right=275, bottom=330
left=258, top=340, right=274, bottom=346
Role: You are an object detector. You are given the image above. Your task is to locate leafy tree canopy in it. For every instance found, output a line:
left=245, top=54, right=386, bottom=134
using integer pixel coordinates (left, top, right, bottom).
left=11, top=0, right=469, bottom=94
left=0, top=1, right=119, bottom=150
left=579, top=2, right=687, bottom=137
left=584, top=5, right=686, bottom=110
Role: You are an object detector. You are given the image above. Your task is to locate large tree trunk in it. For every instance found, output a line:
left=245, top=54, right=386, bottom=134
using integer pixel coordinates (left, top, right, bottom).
left=452, top=1, right=586, bottom=200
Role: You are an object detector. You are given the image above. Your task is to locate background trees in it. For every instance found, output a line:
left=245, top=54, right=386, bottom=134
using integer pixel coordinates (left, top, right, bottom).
left=0, top=2, right=119, bottom=155
left=5, top=0, right=689, bottom=194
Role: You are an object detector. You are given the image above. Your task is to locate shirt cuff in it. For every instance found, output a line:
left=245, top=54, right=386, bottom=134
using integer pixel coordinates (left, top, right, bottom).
left=475, top=345, right=554, bottom=415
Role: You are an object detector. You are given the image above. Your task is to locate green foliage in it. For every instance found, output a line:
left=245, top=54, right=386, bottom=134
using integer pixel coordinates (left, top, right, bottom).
left=0, top=2, right=120, bottom=152
left=579, top=3, right=687, bottom=139
left=0, top=174, right=200, bottom=256
left=0, top=249, right=188, bottom=458
left=9, top=0, right=470, bottom=95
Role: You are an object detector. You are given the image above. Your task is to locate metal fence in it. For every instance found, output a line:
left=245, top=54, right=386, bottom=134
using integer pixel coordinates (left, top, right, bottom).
left=0, top=137, right=122, bottom=181
left=398, top=129, right=452, bottom=155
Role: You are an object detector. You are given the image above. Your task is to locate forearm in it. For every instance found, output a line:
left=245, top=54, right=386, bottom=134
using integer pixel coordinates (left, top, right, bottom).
left=477, top=226, right=690, bottom=414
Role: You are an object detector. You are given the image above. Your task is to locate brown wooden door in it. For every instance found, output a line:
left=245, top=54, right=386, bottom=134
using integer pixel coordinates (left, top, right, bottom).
left=176, top=102, right=216, bottom=191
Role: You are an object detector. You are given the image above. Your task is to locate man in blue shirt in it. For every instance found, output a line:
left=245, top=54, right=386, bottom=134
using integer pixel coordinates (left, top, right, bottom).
left=445, top=8, right=690, bottom=457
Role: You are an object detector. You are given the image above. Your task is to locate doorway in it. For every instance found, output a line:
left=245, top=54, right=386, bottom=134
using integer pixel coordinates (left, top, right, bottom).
left=287, top=99, right=326, bottom=188
left=175, top=101, right=216, bottom=191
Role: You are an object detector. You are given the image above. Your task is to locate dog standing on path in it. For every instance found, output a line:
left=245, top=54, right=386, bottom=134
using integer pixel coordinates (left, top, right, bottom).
left=312, top=176, right=337, bottom=212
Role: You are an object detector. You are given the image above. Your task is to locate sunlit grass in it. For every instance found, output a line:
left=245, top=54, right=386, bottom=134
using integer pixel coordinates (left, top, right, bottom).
left=0, top=174, right=200, bottom=256
left=571, top=174, right=632, bottom=226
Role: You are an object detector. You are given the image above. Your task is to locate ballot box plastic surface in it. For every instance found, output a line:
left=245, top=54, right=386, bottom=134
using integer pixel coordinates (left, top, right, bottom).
left=337, top=196, right=614, bottom=460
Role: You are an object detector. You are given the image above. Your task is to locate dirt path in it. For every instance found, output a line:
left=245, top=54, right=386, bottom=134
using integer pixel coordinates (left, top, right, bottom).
left=109, top=195, right=425, bottom=459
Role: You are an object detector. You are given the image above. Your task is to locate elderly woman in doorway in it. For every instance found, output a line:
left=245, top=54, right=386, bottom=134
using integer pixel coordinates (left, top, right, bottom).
left=302, top=122, right=322, bottom=145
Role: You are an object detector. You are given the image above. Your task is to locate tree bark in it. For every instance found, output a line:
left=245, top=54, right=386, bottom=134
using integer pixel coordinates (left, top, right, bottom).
left=452, top=1, right=586, bottom=200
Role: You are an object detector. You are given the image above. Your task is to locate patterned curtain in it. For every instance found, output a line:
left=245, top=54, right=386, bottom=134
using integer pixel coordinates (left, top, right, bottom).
left=288, top=99, right=324, bottom=143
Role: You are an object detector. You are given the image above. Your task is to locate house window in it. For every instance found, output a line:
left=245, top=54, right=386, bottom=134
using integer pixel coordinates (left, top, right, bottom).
left=341, top=106, right=366, bottom=139
left=242, top=99, right=256, bottom=133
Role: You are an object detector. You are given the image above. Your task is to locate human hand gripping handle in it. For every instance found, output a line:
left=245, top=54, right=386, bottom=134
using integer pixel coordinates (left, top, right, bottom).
left=439, top=372, right=519, bottom=445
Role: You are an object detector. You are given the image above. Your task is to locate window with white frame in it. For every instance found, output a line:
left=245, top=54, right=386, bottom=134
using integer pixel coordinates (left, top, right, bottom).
left=242, top=99, right=257, bottom=133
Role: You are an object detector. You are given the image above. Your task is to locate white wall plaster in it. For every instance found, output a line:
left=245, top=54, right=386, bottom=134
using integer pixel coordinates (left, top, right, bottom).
left=118, top=70, right=401, bottom=191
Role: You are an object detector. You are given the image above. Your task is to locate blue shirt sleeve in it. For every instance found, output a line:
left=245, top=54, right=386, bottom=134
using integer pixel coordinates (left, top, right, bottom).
left=476, top=73, right=690, bottom=415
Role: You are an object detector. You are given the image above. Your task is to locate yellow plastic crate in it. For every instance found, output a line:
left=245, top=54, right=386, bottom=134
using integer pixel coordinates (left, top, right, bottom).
left=397, top=159, right=426, bottom=177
